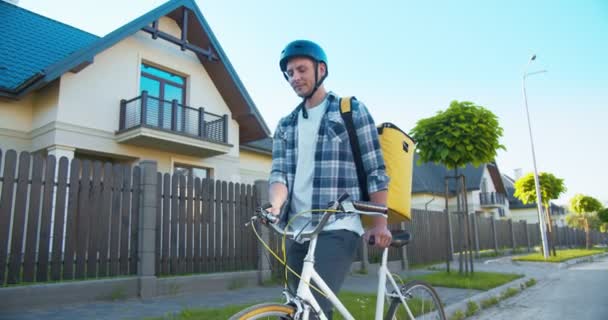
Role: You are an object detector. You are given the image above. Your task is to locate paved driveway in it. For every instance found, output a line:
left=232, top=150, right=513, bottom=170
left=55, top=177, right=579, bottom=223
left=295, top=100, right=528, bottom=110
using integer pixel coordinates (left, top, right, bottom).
left=472, top=255, right=608, bottom=320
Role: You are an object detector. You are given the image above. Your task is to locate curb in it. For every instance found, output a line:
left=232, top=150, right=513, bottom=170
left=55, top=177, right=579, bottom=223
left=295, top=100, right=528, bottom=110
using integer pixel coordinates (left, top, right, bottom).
left=557, top=252, right=608, bottom=269
left=442, top=275, right=531, bottom=319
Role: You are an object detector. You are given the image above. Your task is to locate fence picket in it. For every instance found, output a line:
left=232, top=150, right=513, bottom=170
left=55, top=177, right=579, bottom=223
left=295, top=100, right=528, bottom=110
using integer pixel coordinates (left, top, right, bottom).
left=201, top=178, right=211, bottom=273
left=186, top=174, right=194, bottom=274
left=37, top=155, right=56, bottom=281
left=130, top=166, right=141, bottom=275
left=119, top=166, right=132, bottom=275
left=98, top=163, right=113, bottom=277
left=156, top=173, right=163, bottom=276
left=7, top=152, right=30, bottom=284
left=214, top=180, right=222, bottom=272
left=170, top=174, right=179, bottom=274
left=109, top=164, right=123, bottom=277
left=0, top=149, right=16, bottom=285
left=50, top=157, right=69, bottom=280
left=87, top=162, right=103, bottom=278
left=75, top=160, right=91, bottom=279
left=161, top=173, right=170, bottom=275
left=193, top=178, right=201, bottom=273
left=178, top=174, right=186, bottom=274
left=22, top=154, right=43, bottom=282
left=7, top=152, right=31, bottom=284
left=221, top=182, right=229, bottom=271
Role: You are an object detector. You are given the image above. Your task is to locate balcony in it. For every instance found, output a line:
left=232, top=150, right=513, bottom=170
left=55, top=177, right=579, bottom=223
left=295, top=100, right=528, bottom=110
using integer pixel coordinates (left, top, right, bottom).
left=479, top=192, right=506, bottom=208
left=116, top=91, right=232, bottom=157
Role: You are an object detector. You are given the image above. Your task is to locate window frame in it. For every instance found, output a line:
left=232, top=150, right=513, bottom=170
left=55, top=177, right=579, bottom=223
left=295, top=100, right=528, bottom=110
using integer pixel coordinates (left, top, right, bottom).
left=173, top=163, right=213, bottom=180
left=140, top=62, right=187, bottom=104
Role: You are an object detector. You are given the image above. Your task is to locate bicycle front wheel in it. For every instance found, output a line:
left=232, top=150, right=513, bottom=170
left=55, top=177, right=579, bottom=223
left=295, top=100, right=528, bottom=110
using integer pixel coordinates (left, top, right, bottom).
left=229, top=302, right=296, bottom=320
left=385, top=280, right=446, bottom=320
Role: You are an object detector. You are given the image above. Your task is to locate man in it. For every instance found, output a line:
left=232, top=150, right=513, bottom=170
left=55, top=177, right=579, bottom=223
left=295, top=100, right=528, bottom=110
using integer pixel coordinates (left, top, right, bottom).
left=268, top=39, right=392, bottom=318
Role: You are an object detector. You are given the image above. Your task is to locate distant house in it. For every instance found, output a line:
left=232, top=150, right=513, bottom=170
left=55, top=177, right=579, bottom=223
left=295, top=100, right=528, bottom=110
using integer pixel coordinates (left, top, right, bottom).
left=0, top=0, right=272, bottom=184
left=411, top=155, right=510, bottom=219
left=503, top=174, right=568, bottom=226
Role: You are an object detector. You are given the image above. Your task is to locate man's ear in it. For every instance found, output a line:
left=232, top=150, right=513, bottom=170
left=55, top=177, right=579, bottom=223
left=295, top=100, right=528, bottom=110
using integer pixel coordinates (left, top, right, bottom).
left=319, top=62, right=327, bottom=77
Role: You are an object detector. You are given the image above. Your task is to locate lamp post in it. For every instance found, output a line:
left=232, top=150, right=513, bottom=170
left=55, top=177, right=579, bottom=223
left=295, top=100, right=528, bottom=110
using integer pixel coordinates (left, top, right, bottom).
left=522, top=54, right=549, bottom=259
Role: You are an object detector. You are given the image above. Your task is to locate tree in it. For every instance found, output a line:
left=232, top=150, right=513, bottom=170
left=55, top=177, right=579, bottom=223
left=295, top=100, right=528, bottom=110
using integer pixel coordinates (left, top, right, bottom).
left=411, top=100, right=505, bottom=274
left=567, top=194, right=603, bottom=249
left=513, top=172, right=566, bottom=256
left=598, top=208, right=608, bottom=233
left=598, top=207, right=608, bottom=224
left=411, top=101, right=505, bottom=169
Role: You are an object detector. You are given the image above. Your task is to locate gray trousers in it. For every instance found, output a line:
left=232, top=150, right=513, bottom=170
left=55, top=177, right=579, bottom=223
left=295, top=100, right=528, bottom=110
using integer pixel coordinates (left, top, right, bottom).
left=286, top=230, right=360, bottom=319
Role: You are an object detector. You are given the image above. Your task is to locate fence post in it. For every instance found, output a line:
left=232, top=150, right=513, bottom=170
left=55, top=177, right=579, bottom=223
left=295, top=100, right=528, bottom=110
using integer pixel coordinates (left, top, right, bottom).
left=509, top=219, right=516, bottom=250
left=472, top=213, right=480, bottom=258
left=491, top=216, right=498, bottom=254
left=138, top=160, right=158, bottom=298
left=254, top=180, right=271, bottom=285
left=523, top=221, right=531, bottom=252
left=399, top=221, right=408, bottom=271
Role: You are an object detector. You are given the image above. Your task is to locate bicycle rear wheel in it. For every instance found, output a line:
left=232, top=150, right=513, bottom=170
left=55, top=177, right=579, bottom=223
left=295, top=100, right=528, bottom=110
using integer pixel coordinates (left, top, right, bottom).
left=229, top=302, right=296, bottom=320
left=385, top=280, right=446, bottom=320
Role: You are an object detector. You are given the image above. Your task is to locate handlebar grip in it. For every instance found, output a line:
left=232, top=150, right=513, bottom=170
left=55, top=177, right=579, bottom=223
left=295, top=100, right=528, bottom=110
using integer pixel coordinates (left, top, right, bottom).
left=352, top=200, right=387, bottom=214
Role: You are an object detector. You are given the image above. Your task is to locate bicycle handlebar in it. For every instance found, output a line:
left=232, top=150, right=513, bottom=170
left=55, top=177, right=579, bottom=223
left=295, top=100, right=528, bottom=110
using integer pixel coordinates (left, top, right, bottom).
left=248, top=192, right=387, bottom=241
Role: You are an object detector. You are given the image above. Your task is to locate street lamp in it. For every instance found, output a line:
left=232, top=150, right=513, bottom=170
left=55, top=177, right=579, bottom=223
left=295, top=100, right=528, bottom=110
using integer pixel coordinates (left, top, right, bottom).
left=522, top=54, right=549, bottom=259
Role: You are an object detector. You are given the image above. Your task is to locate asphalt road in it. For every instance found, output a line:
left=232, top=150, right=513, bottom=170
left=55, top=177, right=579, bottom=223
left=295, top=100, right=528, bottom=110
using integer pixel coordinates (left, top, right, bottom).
left=472, top=255, right=608, bottom=320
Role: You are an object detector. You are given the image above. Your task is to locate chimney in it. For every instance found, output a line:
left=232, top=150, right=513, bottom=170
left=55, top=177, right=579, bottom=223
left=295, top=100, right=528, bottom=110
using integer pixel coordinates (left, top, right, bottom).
left=514, top=168, right=522, bottom=180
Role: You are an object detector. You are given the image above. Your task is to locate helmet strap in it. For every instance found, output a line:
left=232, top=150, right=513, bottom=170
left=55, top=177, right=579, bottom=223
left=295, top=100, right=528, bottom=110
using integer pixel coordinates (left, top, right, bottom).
left=301, top=61, right=328, bottom=119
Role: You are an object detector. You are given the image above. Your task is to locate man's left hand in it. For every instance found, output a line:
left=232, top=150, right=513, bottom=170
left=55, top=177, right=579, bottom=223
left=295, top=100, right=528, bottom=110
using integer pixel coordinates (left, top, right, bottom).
left=364, top=226, right=392, bottom=248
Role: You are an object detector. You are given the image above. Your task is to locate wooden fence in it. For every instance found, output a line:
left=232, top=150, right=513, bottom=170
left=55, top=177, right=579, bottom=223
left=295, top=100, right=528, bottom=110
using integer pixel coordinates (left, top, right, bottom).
left=1, top=148, right=606, bottom=286
left=0, top=149, right=140, bottom=285
left=154, top=174, right=258, bottom=276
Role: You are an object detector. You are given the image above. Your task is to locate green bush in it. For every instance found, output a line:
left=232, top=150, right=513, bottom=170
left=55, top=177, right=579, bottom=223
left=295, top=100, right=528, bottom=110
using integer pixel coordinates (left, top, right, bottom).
left=500, top=287, right=519, bottom=300
left=450, top=310, right=465, bottom=320
left=525, top=278, right=537, bottom=287
left=480, top=296, right=499, bottom=309
left=465, top=301, right=480, bottom=317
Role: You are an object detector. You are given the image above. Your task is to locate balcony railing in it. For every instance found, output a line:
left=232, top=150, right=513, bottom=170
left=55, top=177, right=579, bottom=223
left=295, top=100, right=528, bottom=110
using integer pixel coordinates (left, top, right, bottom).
left=118, top=91, right=228, bottom=144
left=479, top=192, right=506, bottom=207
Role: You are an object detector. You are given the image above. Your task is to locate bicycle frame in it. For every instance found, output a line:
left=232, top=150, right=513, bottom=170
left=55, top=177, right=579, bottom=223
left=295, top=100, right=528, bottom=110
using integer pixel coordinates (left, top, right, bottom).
left=294, top=234, right=416, bottom=320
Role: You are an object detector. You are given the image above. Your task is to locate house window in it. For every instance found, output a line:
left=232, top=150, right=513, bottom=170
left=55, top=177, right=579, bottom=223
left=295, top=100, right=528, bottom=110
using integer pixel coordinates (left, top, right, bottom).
left=174, top=163, right=212, bottom=180
left=140, top=63, right=186, bottom=129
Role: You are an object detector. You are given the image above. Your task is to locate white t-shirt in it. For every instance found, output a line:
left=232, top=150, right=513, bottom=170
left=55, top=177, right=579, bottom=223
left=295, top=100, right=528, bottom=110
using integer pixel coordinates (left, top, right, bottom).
left=288, top=97, right=364, bottom=238
left=289, top=98, right=328, bottom=233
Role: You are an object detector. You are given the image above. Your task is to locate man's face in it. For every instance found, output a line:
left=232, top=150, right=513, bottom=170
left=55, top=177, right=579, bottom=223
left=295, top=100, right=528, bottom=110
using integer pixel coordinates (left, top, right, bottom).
left=284, top=57, right=325, bottom=97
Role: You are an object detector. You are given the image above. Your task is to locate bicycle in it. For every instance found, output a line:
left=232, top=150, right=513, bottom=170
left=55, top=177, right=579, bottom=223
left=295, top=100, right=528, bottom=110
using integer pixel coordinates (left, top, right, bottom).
left=229, top=193, right=446, bottom=320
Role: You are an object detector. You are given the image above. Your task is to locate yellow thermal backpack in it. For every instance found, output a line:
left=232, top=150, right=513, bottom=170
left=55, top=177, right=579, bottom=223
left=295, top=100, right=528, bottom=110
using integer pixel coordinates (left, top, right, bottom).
left=339, top=97, right=415, bottom=227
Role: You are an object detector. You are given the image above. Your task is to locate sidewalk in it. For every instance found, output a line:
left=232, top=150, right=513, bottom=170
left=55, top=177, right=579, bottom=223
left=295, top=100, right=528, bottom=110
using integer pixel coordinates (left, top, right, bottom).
left=0, top=255, right=577, bottom=320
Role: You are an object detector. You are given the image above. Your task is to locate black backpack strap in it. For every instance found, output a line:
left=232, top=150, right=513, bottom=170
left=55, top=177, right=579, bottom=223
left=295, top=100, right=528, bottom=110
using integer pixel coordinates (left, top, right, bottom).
left=339, top=97, right=369, bottom=201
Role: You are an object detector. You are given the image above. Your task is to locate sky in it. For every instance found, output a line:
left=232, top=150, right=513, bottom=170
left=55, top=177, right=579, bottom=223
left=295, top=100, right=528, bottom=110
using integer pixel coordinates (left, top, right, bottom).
left=17, top=0, right=608, bottom=205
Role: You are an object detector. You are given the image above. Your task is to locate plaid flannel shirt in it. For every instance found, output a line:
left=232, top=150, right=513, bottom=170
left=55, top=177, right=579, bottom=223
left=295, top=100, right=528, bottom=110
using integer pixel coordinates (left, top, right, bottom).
left=269, top=92, right=389, bottom=222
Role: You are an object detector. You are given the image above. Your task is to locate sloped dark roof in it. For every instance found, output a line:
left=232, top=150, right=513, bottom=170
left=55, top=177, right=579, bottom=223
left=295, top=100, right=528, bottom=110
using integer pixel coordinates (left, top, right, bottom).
left=1, top=0, right=270, bottom=143
left=0, top=1, right=99, bottom=91
left=241, top=137, right=272, bottom=155
left=412, top=153, right=486, bottom=195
